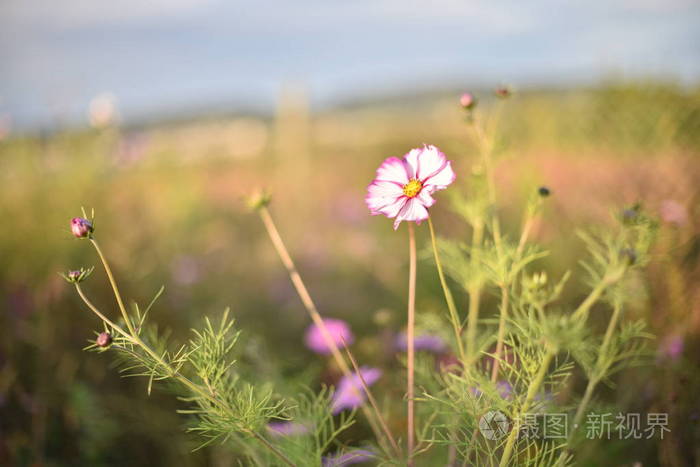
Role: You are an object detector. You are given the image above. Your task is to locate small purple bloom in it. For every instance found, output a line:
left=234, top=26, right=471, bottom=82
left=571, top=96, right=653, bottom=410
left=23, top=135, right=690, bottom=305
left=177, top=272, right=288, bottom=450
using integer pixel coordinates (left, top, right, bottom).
left=305, top=318, right=354, bottom=355
left=470, top=381, right=512, bottom=399
left=68, top=270, right=82, bottom=281
left=331, top=367, right=381, bottom=414
left=497, top=381, right=513, bottom=399
left=266, top=421, right=310, bottom=437
left=323, top=449, right=375, bottom=466
left=395, top=333, right=446, bottom=353
left=659, top=334, right=684, bottom=361
left=71, top=217, right=93, bottom=238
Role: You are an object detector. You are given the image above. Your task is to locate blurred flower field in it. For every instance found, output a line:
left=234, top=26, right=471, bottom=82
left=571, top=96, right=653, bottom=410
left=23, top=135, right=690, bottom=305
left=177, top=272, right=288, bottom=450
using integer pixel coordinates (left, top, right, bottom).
left=1, top=82, right=699, bottom=466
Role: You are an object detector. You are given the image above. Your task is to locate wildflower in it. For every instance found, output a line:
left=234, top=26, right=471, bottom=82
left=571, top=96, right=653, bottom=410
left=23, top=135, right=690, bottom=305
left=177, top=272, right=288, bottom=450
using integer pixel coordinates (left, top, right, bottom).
left=658, top=334, right=684, bottom=361
left=71, top=217, right=93, bottom=238
left=331, top=367, right=381, bottom=414
left=246, top=189, right=272, bottom=211
left=96, top=332, right=112, bottom=348
left=266, top=421, right=310, bottom=437
left=460, top=92, right=476, bottom=110
left=659, top=200, right=688, bottom=227
left=366, top=145, right=455, bottom=230
left=61, top=266, right=94, bottom=284
left=323, top=449, right=375, bottom=466
left=305, top=318, right=354, bottom=355
left=394, top=333, right=446, bottom=353
left=538, top=186, right=551, bottom=197
left=495, top=86, right=511, bottom=98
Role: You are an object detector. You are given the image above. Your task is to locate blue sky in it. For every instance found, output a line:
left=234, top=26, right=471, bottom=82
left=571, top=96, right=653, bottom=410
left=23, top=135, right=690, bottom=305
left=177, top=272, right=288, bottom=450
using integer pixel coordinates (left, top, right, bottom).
left=1, top=0, right=699, bottom=129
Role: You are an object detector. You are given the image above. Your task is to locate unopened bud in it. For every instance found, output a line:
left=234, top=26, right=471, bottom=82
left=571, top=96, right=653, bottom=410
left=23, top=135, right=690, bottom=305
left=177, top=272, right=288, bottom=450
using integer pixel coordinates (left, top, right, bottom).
left=246, top=189, right=272, bottom=211
left=61, top=266, right=94, bottom=284
left=495, top=86, right=512, bottom=99
left=96, top=332, right=113, bottom=348
left=71, top=217, right=93, bottom=238
left=459, top=92, right=476, bottom=110
left=620, top=248, right=637, bottom=265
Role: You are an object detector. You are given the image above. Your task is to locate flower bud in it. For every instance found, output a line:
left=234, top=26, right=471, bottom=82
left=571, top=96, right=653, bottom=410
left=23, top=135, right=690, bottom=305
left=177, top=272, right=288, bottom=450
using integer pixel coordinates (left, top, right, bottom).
left=71, top=217, right=93, bottom=238
left=495, top=86, right=512, bottom=99
left=538, top=186, right=551, bottom=197
left=459, top=92, right=476, bottom=110
left=246, top=189, right=272, bottom=211
left=96, top=332, right=113, bottom=348
left=620, top=248, right=637, bottom=265
left=61, top=266, right=94, bottom=284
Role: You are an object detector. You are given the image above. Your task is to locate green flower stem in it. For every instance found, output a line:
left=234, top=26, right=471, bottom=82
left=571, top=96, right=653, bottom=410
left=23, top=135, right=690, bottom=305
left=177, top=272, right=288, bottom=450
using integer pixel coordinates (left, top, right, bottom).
left=465, top=219, right=484, bottom=362
left=427, top=218, right=466, bottom=362
left=557, top=300, right=623, bottom=465
left=89, top=238, right=136, bottom=335
left=406, top=222, right=417, bottom=466
left=571, top=276, right=612, bottom=322
left=490, top=284, right=510, bottom=382
left=75, top=283, right=296, bottom=466
left=257, top=206, right=398, bottom=458
left=499, top=349, right=555, bottom=467
left=340, top=336, right=402, bottom=457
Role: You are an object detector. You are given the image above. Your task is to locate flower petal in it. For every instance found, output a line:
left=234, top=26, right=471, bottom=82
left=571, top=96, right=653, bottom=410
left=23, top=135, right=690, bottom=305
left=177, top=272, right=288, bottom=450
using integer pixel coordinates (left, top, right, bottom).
left=402, top=148, right=422, bottom=180
left=418, top=145, right=455, bottom=189
left=423, top=160, right=456, bottom=190
left=416, top=189, right=435, bottom=208
left=374, top=156, right=410, bottom=185
left=365, top=180, right=404, bottom=212
left=393, top=197, right=429, bottom=230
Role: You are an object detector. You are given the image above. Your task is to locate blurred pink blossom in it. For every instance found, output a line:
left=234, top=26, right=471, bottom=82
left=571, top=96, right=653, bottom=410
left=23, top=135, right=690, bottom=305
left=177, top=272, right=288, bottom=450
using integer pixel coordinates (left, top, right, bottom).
left=659, top=200, right=688, bottom=226
left=304, top=318, right=354, bottom=355
left=331, top=367, right=381, bottom=414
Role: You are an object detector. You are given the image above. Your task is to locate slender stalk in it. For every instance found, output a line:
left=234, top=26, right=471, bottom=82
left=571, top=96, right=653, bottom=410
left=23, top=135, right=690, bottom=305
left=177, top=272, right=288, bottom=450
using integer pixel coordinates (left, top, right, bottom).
left=257, top=206, right=393, bottom=456
left=464, top=219, right=484, bottom=361
left=406, top=222, right=417, bottom=466
left=490, top=284, right=510, bottom=382
left=499, top=350, right=555, bottom=467
left=571, top=279, right=608, bottom=322
left=246, top=430, right=297, bottom=467
left=75, top=283, right=296, bottom=466
left=75, top=284, right=130, bottom=336
left=427, top=218, right=466, bottom=362
left=516, top=215, right=535, bottom=258
left=340, top=336, right=401, bottom=457
left=89, top=238, right=136, bottom=335
left=557, top=301, right=623, bottom=465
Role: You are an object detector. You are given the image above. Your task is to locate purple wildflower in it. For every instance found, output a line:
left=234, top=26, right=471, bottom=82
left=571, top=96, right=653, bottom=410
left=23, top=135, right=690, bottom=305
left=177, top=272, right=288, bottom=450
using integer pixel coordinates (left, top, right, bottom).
left=659, top=334, right=684, bottom=361
left=331, top=367, right=381, bottom=414
left=305, top=318, right=354, bottom=355
left=266, top=421, right=310, bottom=437
left=322, top=449, right=375, bottom=466
left=395, top=333, right=446, bottom=353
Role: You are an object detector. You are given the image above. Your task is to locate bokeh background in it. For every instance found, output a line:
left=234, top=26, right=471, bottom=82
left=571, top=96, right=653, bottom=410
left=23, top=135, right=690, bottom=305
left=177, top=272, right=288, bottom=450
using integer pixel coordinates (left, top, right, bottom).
left=1, top=1, right=699, bottom=466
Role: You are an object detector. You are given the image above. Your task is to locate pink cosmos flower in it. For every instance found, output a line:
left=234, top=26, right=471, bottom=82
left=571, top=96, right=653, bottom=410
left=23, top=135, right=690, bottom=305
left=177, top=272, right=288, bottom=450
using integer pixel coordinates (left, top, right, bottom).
left=331, top=367, right=382, bottom=414
left=304, top=318, right=354, bottom=355
left=366, top=145, right=456, bottom=230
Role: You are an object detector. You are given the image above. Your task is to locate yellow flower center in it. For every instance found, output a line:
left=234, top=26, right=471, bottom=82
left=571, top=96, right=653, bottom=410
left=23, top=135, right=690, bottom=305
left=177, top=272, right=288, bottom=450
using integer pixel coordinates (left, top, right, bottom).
left=402, top=179, right=423, bottom=198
